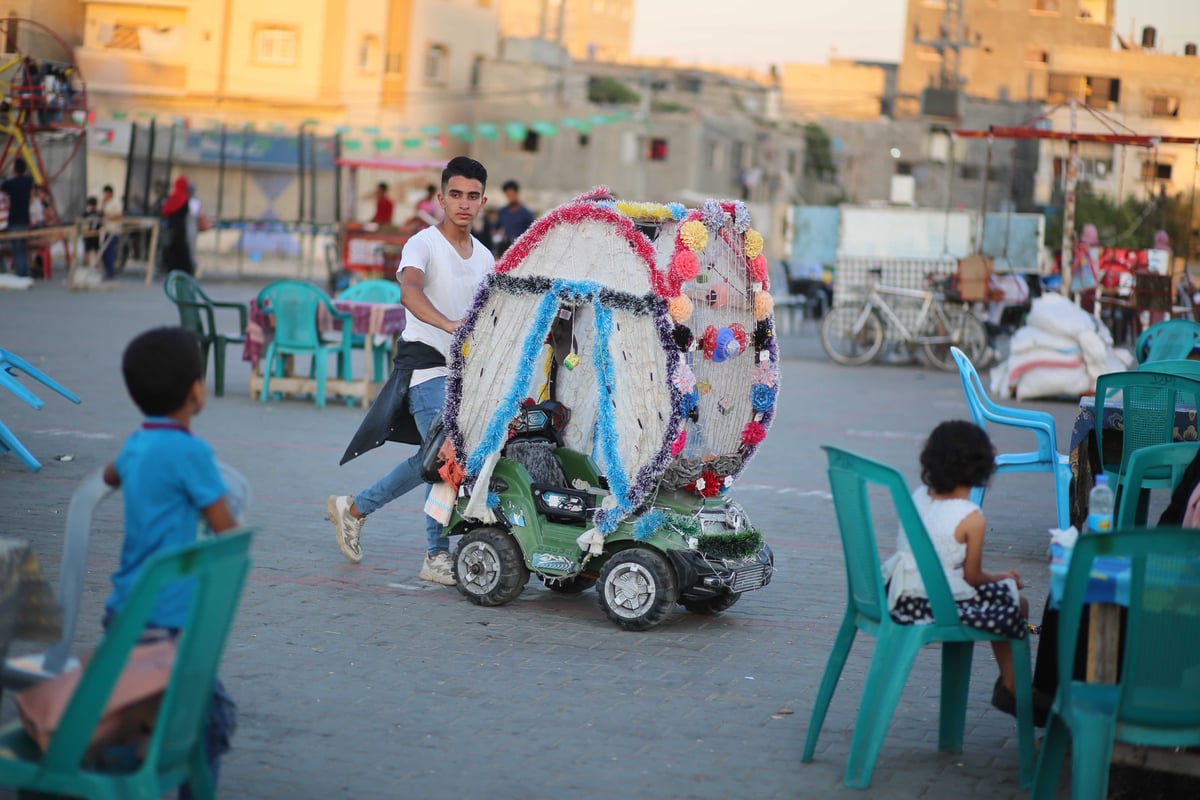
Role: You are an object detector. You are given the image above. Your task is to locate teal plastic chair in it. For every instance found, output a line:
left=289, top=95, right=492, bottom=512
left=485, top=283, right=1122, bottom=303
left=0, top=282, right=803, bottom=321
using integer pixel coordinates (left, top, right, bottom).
left=163, top=271, right=248, bottom=397
left=1093, top=371, right=1200, bottom=490
left=803, top=446, right=1036, bottom=789
left=1113, top=441, right=1200, bottom=529
left=950, top=346, right=1071, bottom=530
left=0, top=348, right=83, bottom=472
left=256, top=281, right=354, bottom=408
left=337, top=279, right=402, bottom=382
left=1138, top=357, right=1200, bottom=380
left=1135, top=319, right=1200, bottom=364
left=1031, top=527, right=1200, bottom=799
left=0, top=529, right=255, bottom=799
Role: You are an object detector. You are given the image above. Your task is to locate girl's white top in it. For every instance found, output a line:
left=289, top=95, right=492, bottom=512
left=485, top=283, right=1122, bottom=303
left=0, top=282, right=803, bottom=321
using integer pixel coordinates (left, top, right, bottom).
left=881, top=487, right=978, bottom=609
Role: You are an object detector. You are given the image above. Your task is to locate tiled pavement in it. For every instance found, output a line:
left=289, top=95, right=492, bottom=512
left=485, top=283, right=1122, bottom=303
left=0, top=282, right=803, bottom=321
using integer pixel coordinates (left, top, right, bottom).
left=0, top=274, right=1174, bottom=798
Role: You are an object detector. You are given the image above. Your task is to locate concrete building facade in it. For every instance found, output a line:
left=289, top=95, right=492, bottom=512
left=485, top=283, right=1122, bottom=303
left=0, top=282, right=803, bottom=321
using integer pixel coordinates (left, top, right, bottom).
left=496, top=0, right=634, bottom=62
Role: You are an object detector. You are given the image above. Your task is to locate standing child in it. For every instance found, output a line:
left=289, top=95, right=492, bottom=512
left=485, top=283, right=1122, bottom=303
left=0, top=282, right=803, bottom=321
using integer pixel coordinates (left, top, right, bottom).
left=102, top=327, right=239, bottom=794
left=882, top=420, right=1035, bottom=719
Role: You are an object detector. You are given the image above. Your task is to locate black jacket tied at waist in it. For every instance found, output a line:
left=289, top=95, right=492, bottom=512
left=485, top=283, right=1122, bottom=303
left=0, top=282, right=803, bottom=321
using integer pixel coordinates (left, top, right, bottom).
left=339, top=340, right=445, bottom=465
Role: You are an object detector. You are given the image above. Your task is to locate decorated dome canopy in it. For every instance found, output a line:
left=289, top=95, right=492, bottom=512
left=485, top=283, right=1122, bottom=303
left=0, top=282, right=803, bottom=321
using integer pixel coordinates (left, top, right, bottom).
left=445, top=189, right=779, bottom=531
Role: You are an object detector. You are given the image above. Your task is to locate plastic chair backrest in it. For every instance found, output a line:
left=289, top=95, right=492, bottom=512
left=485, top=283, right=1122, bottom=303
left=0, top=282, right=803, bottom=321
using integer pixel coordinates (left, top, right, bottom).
left=1094, top=371, right=1200, bottom=478
left=38, top=529, right=253, bottom=776
left=1115, top=442, right=1200, bottom=528
left=1056, top=527, right=1200, bottom=730
left=823, top=446, right=962, bottom=629
left=256, top=281, right=327, bottom=350
left=1137, top=358, right=1200, bottom=380
left=1136, top=319, right=1200, bottom=364
left=163, top=271, right=208, bottom=338
left=338, top=279, right=401, bottom=304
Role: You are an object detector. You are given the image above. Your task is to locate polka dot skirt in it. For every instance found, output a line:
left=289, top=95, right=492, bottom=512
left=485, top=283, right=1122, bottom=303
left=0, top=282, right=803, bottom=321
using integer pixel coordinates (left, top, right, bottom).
left=889, top=580, right=1027, bottom=639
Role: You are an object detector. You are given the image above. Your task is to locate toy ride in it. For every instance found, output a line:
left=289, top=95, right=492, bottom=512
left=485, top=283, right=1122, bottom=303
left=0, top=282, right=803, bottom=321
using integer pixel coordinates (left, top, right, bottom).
left=437, top=188, right=779, bottom=630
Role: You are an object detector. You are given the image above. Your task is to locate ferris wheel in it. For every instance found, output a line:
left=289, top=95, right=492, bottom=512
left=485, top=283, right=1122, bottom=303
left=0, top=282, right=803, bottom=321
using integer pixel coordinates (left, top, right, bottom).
left=0, top=16, right=88, bottom=220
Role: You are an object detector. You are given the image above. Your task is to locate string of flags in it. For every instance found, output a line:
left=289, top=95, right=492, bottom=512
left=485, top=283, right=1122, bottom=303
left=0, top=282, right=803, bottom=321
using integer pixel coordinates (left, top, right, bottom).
left=96, top=110, right=635, bottom=152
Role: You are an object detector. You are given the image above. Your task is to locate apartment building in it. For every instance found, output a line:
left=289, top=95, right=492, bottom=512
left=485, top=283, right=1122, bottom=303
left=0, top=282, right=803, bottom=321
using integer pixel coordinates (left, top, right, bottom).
left=496, top=0, right=634, bottom=62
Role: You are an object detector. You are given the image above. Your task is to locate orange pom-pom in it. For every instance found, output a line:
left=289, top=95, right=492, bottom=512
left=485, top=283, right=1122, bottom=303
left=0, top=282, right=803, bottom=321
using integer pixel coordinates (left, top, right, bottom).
left=753, top=291, right=774, bottom=321
left=668, top=294, right=694, bottom=323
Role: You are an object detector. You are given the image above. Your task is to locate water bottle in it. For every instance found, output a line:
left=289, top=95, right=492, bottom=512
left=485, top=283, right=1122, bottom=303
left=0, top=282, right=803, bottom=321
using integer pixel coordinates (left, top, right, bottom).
left=1087, top=474, right=1114, bottom=534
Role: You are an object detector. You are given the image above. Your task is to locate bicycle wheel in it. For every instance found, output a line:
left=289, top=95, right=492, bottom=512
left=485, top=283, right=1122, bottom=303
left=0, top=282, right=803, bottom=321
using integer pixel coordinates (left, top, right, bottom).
left=821, top=306, right=884, bottom=366
left=922, top=306, right=988, bottom=372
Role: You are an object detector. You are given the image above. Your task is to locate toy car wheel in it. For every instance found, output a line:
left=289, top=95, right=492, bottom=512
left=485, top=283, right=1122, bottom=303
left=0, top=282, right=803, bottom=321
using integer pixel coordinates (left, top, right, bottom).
left=538, top=574, right=597, bottom=594
left=453, top=527, right=529, bottom=607
left=680, top=593, right=741, bottom=616
left=597, top=548, right=678, bottom=631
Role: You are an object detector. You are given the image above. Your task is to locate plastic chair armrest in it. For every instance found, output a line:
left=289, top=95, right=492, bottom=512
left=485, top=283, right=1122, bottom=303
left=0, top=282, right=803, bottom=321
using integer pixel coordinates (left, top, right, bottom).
left=211, top=300, right=249, bottom=332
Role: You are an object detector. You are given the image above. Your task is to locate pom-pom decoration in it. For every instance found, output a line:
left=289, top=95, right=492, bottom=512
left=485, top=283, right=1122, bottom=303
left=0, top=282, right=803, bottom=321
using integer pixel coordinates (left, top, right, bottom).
left=749, top=254, right=769, bottom=283
left=753, top=291, right=774, bottom=321
left=672, top=358, right=697, bottom=394
left=701, top=325, right=719, bottom=359
left=670, top=429, right=687, bottom=457
left=728, top=323, right=747, bottom=352
left=711, top=327, right=742, bottom=363
left=750, top=362, right=778, bottom=388
left=751, top=383, right=777, bottom=413
left=741, top=421, right=767, bottom=446
left=701, top=199, right=725, bottom=232
left=744, top=229, right=764, bottom=260
left=672, top=323, right=695, bottom=352
left=679, top=220, right=709, bottom=253
left=731, top=202, right=751, bottom=234
left=668, top=294, right=693, bottom=323
left=669, top=250, right=701, bottom=283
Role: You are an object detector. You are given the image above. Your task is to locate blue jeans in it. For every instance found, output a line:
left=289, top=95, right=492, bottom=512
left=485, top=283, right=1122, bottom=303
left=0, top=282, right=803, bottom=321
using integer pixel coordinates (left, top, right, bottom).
left=354, top=375, right=447, bottom=555
left=8, top=223, right=28, bottom=277
left=102, top=234, right=120, bottom=278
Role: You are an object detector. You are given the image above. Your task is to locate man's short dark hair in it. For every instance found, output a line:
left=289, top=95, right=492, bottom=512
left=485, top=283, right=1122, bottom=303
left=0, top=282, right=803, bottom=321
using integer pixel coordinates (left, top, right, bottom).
left=377, top=182, right=388, bottom=192
left=86, top=196, right=97, bottom=207
left=502, top=180, right=519, bottom=193
left=122, top=327, right=205, bottom=416
left=14, top=158, right=26, bottom=175
left=102, top=184, right=114, bottom=195
left=442, top=157, right=488, bottom=191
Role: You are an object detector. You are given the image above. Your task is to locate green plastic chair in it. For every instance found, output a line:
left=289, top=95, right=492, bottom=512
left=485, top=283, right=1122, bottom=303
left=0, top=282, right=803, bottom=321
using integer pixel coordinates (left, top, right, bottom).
left=1093, top=371, right=1200, bottom=491
left=803, top=446, right=1036, bottom=789
left=337, top=280, right=402, bottom=382
left=1134, top=319, right=1200, bottom=364
left=1114, top=441, right=1200, bottom=528
left=163, top=271, right=248, bottom=397
left=256, top=281, right=354, bottom=408
left=0, top=529, right=255, bottom=799
left=1031, top=527, right=1200, bottom=800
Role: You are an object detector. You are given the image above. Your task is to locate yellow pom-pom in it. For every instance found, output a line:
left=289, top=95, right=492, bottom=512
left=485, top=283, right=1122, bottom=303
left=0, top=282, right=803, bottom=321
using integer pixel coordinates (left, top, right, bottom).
left=744, top=229, right=764, bottom=260
left=668, top=294, right=694, bottom=323
left=679, top=220, right=708, bottom=253
left=460, top=340, right=471, bottom=358
left=753, top=291, right=774, bottom=321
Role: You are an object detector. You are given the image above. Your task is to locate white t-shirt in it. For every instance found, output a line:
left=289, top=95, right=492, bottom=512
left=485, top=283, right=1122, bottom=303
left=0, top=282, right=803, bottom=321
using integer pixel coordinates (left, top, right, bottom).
left=398, top=225, right=493, bottom=386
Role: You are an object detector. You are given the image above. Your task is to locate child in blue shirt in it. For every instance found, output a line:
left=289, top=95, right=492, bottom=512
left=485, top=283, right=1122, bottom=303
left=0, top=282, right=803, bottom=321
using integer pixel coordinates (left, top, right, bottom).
left=102, top=326, right=238, bottom=794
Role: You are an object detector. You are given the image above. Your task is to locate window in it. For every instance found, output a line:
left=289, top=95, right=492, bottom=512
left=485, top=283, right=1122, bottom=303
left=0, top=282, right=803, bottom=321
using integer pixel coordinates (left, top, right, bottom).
left=424, top=43, right=449, bottom=84
left=987, top=165, right=1006, bottom=182
left=253, top=26, right=298, bottom=66
left=895, top=161, right=914, bottom=176
left=359, top=35, right=379, bottom=74
left=646, top=137, right=669, bottom=161
left=959, top=164, right=981, bottom=180
left=731, top=141, right=745, bottom=171
left=707, top=141, right=724, bottom=170
left=1148, top=94, right=1181, bottom=118
left=1030, top=0, right=1059, bottom=13
left=1086, top=76, right=1120, bottom=107
left=522, top=130, right=540, bottom=153
left=470, top=55, right=484, bottom=92
left=1142, top=161, right=1173, bottom=181
left=385, top=51, right=404, bottom=74
left=97, top=23, right=142, bottom=50
left=1025, top=47, right=1048, bottom=65
left=578, top=133, right=590, bottom=148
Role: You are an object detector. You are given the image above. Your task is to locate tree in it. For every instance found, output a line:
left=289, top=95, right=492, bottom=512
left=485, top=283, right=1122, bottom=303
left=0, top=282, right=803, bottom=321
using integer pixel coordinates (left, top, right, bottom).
left=588, top=77, right=640, bottom=105
left=803, top=123, right=837, bottom=182
left=1043, top=183, right=1199, bottom=255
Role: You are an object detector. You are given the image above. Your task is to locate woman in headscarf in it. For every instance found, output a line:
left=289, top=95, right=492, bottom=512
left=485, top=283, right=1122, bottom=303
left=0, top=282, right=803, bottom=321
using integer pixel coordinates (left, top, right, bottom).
left=161, top=176, right=194, bottom=275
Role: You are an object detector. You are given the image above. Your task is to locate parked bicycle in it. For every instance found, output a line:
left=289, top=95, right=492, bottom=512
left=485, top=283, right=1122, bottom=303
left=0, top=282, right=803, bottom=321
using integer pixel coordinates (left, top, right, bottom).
left=820, top=268, right=989, bottom=371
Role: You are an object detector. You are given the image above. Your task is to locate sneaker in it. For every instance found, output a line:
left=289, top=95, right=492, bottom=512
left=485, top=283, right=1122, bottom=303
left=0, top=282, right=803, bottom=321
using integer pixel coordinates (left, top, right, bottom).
left=419, top=552, right=456, bottom=586
left=327, top=495, right=364, bottom=564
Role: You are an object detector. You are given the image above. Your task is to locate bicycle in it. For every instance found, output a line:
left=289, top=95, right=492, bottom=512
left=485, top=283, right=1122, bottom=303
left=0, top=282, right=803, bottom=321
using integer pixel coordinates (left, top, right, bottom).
left=820, top=267, right=989, bottom=371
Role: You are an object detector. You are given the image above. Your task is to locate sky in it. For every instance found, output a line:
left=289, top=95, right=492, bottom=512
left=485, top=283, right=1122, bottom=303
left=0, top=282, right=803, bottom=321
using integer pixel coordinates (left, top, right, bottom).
left=629, top=1, right=1200, bottom=70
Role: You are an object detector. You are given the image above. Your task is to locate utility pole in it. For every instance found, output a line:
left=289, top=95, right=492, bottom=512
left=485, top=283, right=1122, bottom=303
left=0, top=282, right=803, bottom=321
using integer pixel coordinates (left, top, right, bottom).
left=911, top=0, right=976, bottom=93
left=1060, top=99, right=1079, bottom=298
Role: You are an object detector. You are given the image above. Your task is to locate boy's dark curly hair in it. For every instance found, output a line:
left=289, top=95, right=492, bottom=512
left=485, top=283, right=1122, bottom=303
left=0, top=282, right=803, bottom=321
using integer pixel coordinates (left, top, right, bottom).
left=919, top=420, right=996, bottom=494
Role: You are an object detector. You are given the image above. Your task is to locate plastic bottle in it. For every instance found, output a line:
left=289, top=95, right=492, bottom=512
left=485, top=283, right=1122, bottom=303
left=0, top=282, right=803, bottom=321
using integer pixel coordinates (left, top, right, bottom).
left=1087, top=474, right=1114, bottom=534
